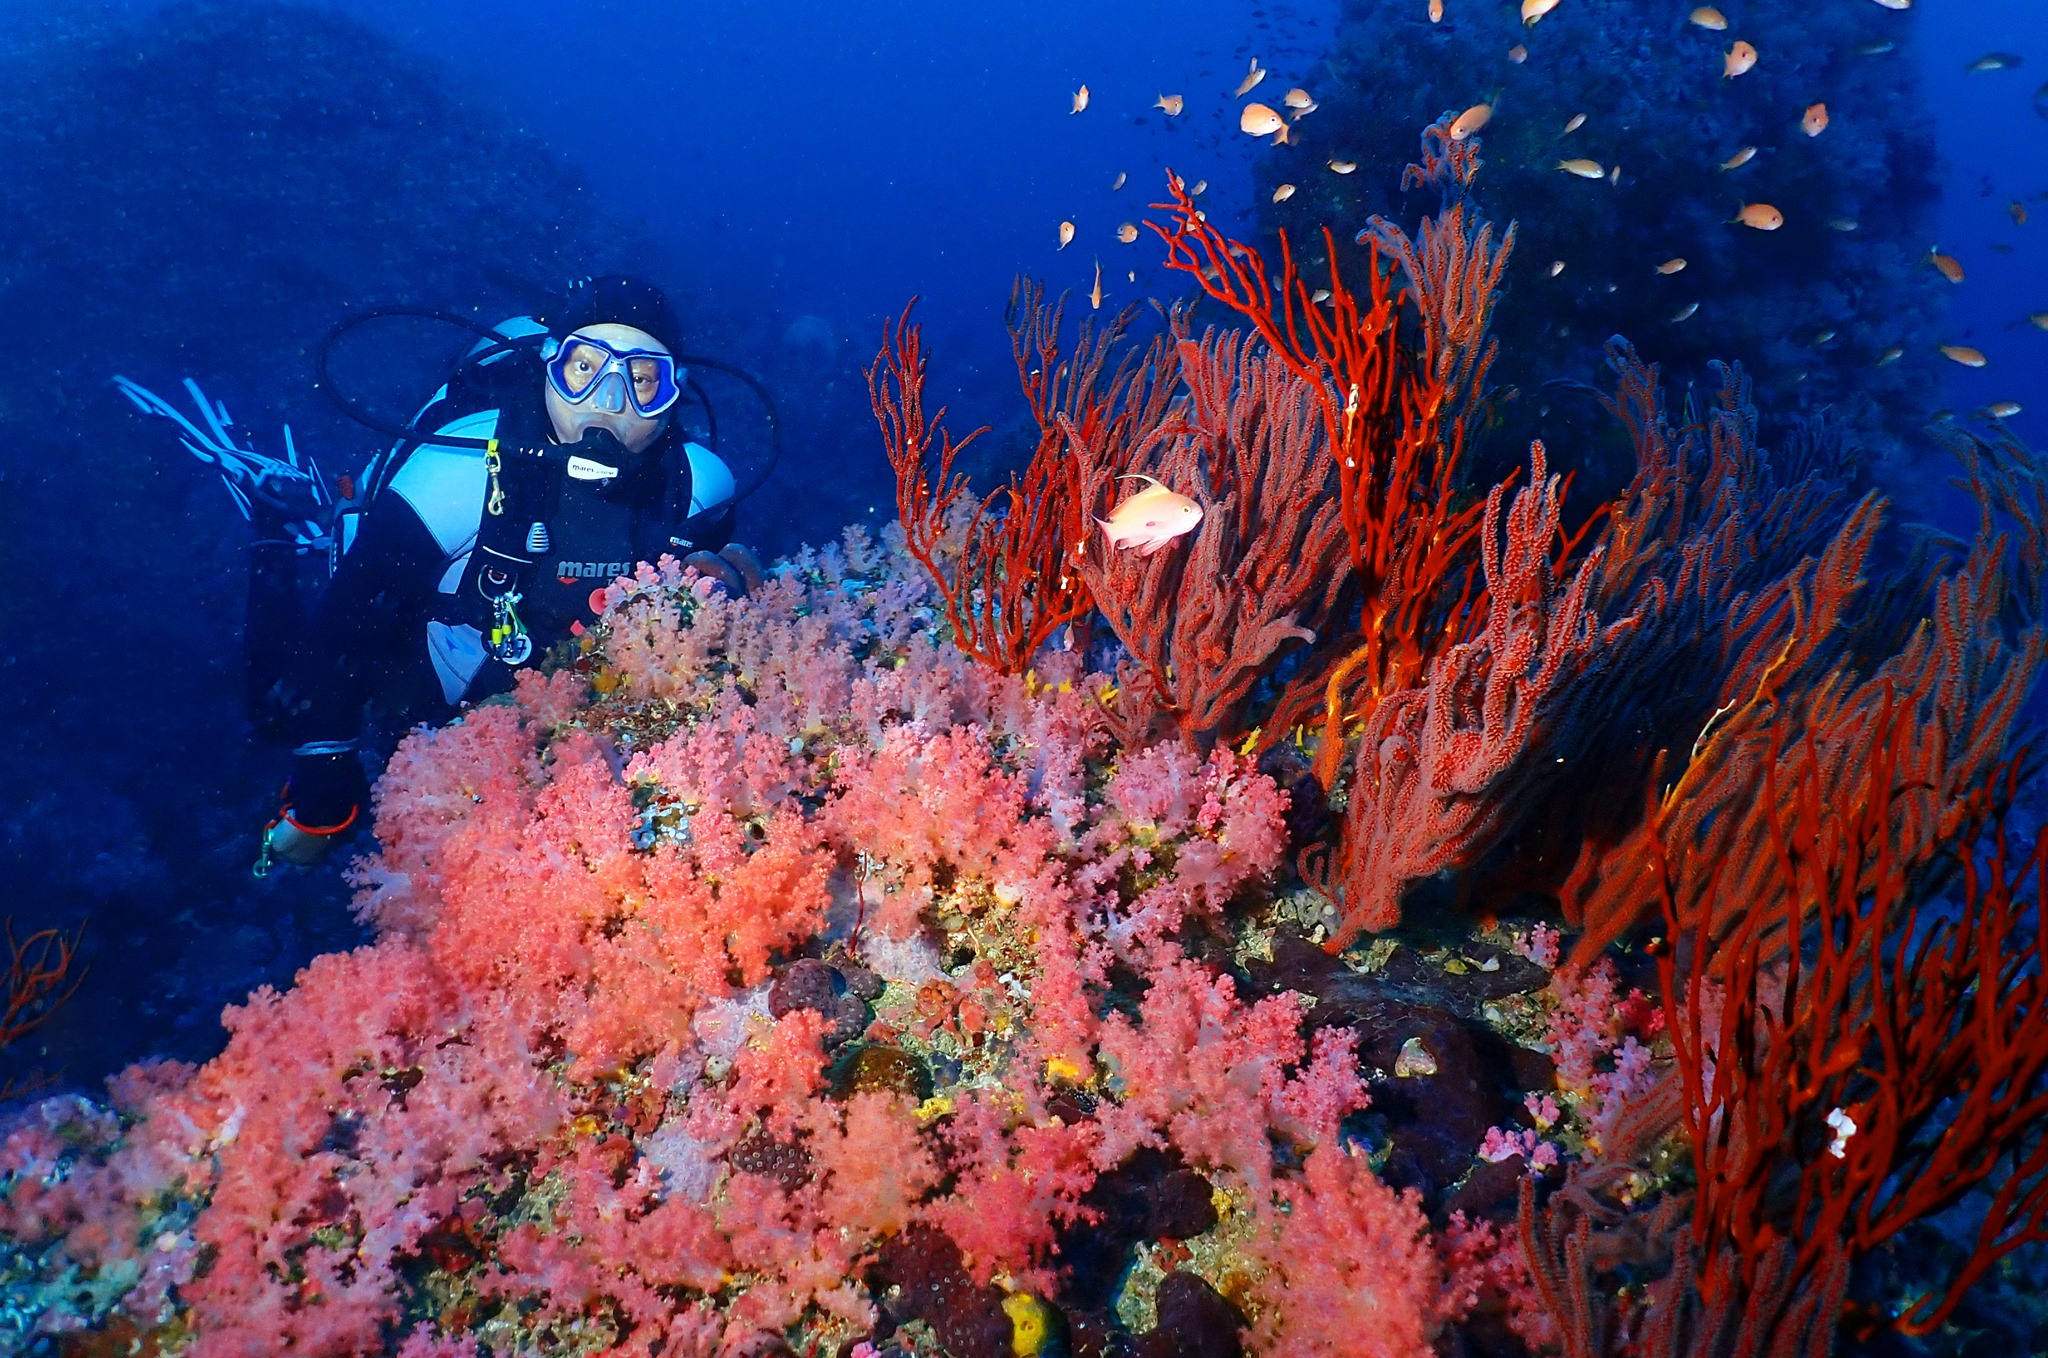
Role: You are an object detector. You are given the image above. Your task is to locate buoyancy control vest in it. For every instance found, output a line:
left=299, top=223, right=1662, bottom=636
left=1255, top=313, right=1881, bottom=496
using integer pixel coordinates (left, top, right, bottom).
left=379, top=363, right=717, bottom=706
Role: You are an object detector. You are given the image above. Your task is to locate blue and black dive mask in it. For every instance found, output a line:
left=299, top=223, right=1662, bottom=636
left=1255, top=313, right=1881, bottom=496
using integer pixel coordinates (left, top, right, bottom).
left=544, top=333, right=683, bottom=418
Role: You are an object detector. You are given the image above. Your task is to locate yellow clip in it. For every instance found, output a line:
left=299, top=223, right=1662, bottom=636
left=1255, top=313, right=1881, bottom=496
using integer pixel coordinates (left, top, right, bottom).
left=483, top=441, right=505, bottom=517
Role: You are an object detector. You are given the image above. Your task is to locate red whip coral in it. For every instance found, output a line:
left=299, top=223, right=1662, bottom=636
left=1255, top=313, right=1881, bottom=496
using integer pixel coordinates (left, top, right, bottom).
left=1303, top=441, right=1635, bottom=943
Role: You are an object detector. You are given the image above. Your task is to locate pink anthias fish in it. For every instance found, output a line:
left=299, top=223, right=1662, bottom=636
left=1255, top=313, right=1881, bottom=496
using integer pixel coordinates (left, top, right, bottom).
left=1096, top=474, right=1203, bottom=554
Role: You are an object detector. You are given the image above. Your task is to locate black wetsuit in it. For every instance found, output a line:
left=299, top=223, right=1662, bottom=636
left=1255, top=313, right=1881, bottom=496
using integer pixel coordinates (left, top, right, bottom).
left=261, top=360, right=731, bottom=831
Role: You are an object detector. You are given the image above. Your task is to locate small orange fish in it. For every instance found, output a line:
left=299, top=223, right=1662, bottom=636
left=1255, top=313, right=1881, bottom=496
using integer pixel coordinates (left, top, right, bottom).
left=1098, top=475, right=1203, bottom=555
left=1429, top=0, right=1445, bottom=20
left=2030, top=312, right=2048, bottom=330
left=1272, top=182, right=1296, bottom=203
left=1689, top=6, right=1727, bottom=29
left=1558, top=158, right=1606, bottom=178
left=1929, top=252, right=1965, bottom=283
left=1116, top=223, right=1139, bottom=244
left=1549, top=260, right=1566, bottom=276
left=1829, top=217, right=1859, bottom=231
left=1725, top=40, right=1758, bottom=77
left=1059, top=221, right=1076, bottom=249
left=1656, top=257, right=1687, bottom=274
left=1877, top=346, right=1904, bottom=366
left=1733, top=203, right=1783, bottom=229
left=1720, top=145, right=1758, bottom=170
left=1508, top=44, right=1529, bottom=63
left=1982, top=401, right=2022, bottom=419
left=1284, top=87, right=1316, bottom=111
left=2010, top=200, right=2028, bottom=225
left=1563, top=113, right=1586, bottom=133
left=1192, top=179, right=1208, bottom=195
left=1522, top=0, right=1560, bottom=25
left=1802, top=102, right=1829, bottom=136
left=1240, top=103, right=1290, bottom=142
left=1328, top=158, right=1358, bottom=174
left=1234, top=59, right=1266, bottom=98
left=1940, top=344, right=1987, bottom=367
left=1450, top=104, right=1492, bottom=140
left=1155, top=94, right=1184, bottom=116
left=1072, top=85, right=1090, bottom=114
left=1870, top=0, right=1909, bottom=8
left=1671, top=302, right=1701, bottom=322
left=1311, top=288, right=1332, bottom=303
left=1090, top=261, right=1104, bottom=310
left=1111, top=171, right=1127, bottom=191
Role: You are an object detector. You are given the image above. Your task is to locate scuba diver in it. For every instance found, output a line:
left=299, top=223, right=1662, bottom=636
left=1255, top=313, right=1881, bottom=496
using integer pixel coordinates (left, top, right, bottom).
left=116, top=276, right=774, bottom=869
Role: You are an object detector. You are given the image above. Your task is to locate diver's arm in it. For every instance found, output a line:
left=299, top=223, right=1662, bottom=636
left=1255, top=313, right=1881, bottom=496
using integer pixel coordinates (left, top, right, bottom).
left=278, top=497, right=447, bottom=835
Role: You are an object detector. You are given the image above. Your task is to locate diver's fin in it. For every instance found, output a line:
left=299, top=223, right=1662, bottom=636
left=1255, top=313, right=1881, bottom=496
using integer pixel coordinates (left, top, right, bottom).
left=113, top=375, right=336, bottom=551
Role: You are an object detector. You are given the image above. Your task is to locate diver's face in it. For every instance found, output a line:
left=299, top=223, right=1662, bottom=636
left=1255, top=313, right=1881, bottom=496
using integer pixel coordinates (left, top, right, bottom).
left=545, top=322, right=671, bottom=454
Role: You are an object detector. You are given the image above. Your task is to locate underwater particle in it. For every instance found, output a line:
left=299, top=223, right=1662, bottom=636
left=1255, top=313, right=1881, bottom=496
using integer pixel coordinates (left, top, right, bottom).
left=1429, top=0, right=1445, bottom=22
left=1859, top=41, right=1897, bottom=56
left=1117, top=222, right=1139, bottom=243
left=1272, top=182, right=1296, bottom=202
left=1235, top=58, right=1267, bottom=97
left=1522, top=0, right=1560, bottom=27
left=1733, top=202, right=1784, bottom=229
left=1563, top=112, right=1586, bottom=133
left=1284, top=86, right=1316, bottom=111
left=1058, top=221, right=1076, bottom=249
left=2010, top=201, right=2028, bottom=225
left=1393, top=1036, right=1439, bottom=1077
left=1672, top=301, right=1701, bottom=321
left=1941, top=344, right=1988, bottom=367
left=1929, top=251, right=1965, bottom=283
left=1328, top=157, right=1358, bottom=173
left=1829, top=217, right=1859, bottom=231
left=1877, top=346, right=1904, bottom=365
left=1155, top=94, right=1184, bottom=116
left=1111, top=171, right=1127, bottom=190
left=1802, top=102, right=1829, bottom=136
left=1449, top=103, right=1492, bottom=140
left=1689, top=6, right=1727, bottom=30
left=1967, top=52, right=2021, bottom=73
left=1240, top=102, right=1290, bottom=142
left=1724, top=40, right=1758, bottom=77
left=1720, top=145, right=1758, bottom=170
left=1557, top=157, right=1605, bottom=178
left=1509, top=44, right=1529, bottom=63
left=1003, top=1292, right=1056, bottom=1355
left=1073, top=85, right=1090, bottom=113
left=1656, top=257, right=1688, bottom=274
left=1549, top=259, right=1566, bottom=275
left=1983, top=401, right=2023, bottom=419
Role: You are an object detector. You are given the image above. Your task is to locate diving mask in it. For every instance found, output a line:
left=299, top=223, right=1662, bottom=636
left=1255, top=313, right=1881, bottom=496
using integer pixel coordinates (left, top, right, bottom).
left=544, top=332, right=682, bottom=418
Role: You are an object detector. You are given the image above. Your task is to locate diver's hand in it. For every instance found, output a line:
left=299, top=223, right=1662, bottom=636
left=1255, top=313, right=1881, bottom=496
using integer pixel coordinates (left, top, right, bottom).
left=264, top=818, right=333, bottom=867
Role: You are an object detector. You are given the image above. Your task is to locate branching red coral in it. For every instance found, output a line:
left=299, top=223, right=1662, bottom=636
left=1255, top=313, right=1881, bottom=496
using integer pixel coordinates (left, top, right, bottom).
left=868, top=284, right=1110, bottom=674
left=1304, top=442, right=1634, bottom=944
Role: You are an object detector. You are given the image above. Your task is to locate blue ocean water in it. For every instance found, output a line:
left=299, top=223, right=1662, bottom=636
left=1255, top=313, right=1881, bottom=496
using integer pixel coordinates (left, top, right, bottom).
left=0, top=0, right=2045, bottom=1348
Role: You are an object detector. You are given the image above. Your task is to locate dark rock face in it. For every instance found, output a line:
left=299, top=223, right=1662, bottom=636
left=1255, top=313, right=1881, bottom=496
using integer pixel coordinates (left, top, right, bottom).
left=0, top=2, right=663, bottom=1091
left=1239, top=931, right=1556, bottom=1214
left=1055, top=1147, right=1220, bottom=1313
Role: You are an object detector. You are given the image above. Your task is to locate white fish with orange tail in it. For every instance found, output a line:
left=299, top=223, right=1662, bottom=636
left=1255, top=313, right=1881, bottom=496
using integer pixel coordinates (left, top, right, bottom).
left=1097, top=475, right=1203, bottom=555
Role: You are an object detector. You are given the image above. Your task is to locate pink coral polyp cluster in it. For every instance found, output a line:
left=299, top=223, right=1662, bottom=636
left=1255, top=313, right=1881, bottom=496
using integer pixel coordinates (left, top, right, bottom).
left=0, top=529, right=1463, bottom=1357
